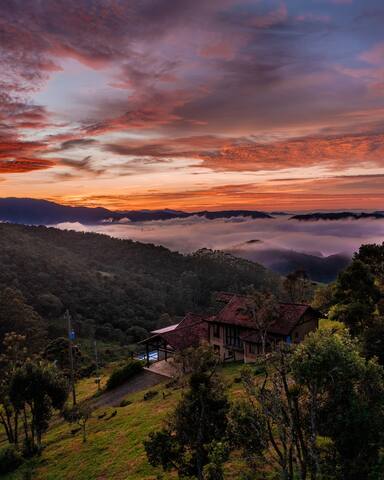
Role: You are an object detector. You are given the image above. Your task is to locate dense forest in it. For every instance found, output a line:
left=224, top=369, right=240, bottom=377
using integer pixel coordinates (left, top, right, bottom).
left=0, top=223, right=282, bottom=345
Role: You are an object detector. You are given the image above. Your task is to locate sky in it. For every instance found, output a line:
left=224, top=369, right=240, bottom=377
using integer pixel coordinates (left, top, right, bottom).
left=1, top=0, right=384, bottom=211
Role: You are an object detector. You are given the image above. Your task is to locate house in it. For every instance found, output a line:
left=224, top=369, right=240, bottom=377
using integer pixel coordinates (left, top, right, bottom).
left=140, top=292, right=319, bottom=365
left=139, top=313, right=208, bottom=365
left=207, top=292, right=319, bottom=363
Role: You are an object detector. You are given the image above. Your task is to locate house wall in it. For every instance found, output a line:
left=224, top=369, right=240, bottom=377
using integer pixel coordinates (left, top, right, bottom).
left=243, top=336, right=284, bottom=363
left=291, top=313, right=319, bottom=343
left=208, top=323, right=244, bottom=362
left=244, top=314, right=318, bottom=363
left=243, top=342, right=260, bottom=364
left=209, top=313, right=318, bottom=364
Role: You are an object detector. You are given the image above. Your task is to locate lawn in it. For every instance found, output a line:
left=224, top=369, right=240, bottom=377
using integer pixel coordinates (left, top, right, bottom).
left=2, top=362, right=246, bottom=480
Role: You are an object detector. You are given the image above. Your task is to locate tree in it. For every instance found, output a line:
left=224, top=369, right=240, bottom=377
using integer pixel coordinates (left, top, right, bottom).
left=283, top=270, right=313, bottom=303
left=233, top=350, right=309, bottom=480
left=35, top=293, right=63, bottom=318
left=232, top=329, right=384, bottom=480
left=0, top=288, right=46, bottom=354
left=9, top=361, right=68, bottom=455
left=329, top=260, right=380, bottom=335
left=361, top=316, right=384, bottom=365
left=144, top=347, right=230, bottom=479
left=43, top=337, right=83, bottom=377
left=63, top=404, right=92, bottom=443
left=227, top=398, right=268, bottom=473
left=244, top=288, right=279, bottom=354
left=292, top=329, right=384, bottom=480
left=0, top=333, right=28, bottom=447
left=311, top=283, right=335, bottom=316
left=354, top=242, right=384, bottom=287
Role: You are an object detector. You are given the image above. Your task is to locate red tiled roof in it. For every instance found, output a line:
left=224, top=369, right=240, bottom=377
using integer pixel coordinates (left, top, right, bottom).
left=210, top=292, right=318, bottom=336
left=152, top=313, right=208, bottom=351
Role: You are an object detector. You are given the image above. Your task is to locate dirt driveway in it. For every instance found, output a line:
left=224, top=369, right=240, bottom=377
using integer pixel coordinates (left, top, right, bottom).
left=91, top=370, right=167, bottom=408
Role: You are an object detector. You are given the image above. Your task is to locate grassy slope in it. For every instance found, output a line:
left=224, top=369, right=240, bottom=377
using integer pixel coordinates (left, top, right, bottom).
left=2, top=363, right=244, bottom=480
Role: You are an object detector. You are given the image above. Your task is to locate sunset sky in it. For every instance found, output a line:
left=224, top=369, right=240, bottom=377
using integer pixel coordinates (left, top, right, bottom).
left=1, top=0, right=384, bottom=211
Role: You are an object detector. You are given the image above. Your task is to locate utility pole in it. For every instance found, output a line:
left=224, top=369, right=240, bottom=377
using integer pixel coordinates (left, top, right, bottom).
left=66, top=310, right=77, bottom=406
left=94, top=339, right=101, bottom=392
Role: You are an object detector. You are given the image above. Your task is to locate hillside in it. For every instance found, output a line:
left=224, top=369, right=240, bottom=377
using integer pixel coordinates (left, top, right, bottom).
left=1, top=363, right=244, bottom=480
left=0, top=223, right=282, bottom=344
left=226, top=244, right=350, bottom=282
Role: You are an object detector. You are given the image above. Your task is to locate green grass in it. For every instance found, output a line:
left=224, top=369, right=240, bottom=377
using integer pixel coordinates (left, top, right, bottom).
left=1, top=363, right=246, bottom=480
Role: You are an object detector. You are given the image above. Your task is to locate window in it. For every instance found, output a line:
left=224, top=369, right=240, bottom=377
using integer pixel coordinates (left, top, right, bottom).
left=249, top=343, right=257, bottom=354
left=212, top=324, right=220, bottom=339
left=225, top=326, right=242, bottom=348
left=214, top=345, right=220, bottom=356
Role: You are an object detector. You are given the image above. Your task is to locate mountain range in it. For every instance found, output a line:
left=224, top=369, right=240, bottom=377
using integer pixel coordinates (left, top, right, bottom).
left=291, top=211, right=384, bottom=221
left=0, top=198, right=272, bottom=225
left=226, top=241, right=351, bottom=283
left=1, top=198, right=383, bottom=226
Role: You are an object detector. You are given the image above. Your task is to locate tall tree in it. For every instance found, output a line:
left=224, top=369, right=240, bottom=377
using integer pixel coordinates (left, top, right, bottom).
left=244, top=288, right=280, bottom=354
left=0, top=333, right=28, bottom=446
left=292, top=329, right=384, bottom=480
left=354, top=242, right=384, bottom=287
left=9, top=361, right=67, bottom=455
left=144, top=347, right=229, bottom=479
left=231, top=329, right=384, bottom=480
left=283, top=270, right=313, bottom=303
left=329, top=260, right=380, bottom=334
left=0, top=288, right=46, bottom=354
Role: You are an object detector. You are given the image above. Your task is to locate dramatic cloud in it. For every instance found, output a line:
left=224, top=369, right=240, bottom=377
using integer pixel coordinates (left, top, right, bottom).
left=0, top=0, right=383, bottom=209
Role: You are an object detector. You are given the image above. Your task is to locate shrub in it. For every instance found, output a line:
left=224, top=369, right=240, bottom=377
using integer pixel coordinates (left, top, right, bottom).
left=0, top=446, right=23, bottom=474
left=144, top=390, right=158, bottom=401
left=119, top=398, right=132, bottom=407
left=106, top=360, right=143, bottom=390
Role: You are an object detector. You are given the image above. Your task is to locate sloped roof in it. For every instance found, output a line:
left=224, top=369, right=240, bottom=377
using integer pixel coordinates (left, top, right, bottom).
left=151, top=323, right=179, bottom=335
left=210, top=292, right=318, bottom=336
left=147, top=313, right=208, bottom=351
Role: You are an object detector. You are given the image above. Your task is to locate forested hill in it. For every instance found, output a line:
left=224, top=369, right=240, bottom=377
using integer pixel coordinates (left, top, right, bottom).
left=0, top=223, right=281, bottom=344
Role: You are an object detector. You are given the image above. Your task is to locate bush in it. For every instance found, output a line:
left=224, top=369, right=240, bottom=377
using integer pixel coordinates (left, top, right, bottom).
left=119, top=398, right=133, bottom=407
left=106, top=360, right=143, bottom=390
left=0, top=446, right=23, bottom=474
left=144, top=390, right=158, bottom=401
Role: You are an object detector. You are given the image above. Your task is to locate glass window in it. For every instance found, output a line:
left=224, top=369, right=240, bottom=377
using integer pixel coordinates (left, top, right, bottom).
left=225, top=326, right=242, bottom=348
left=213, top=324, right=220, bottom=338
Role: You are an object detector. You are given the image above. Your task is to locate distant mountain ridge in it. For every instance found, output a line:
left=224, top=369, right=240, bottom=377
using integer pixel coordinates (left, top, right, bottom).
left=0, top=198, right=272, bottom=225
left=226, top=243, right=351, bottom=283
left=291, top=211, right=384, bottom=221
left=1, top=199, right=383, bottom=226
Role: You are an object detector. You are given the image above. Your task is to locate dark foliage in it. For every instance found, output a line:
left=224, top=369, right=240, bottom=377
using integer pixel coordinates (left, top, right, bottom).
left=9, top=361, right=68, bottom=454
left=105, top=360, right=143, bottom=391
left=0, top=288, right=46, bottom=354
left=0, top=223, right=281, bottom=344
left=144, top=347, right=229, bottom=479
left=0, top=446, right=23, bottom=474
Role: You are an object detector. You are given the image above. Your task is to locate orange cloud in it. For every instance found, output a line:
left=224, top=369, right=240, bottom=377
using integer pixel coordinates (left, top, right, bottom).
left=103, top=131, right=384, bottom=173
left=0, top=157, right=54, bottom=173
left=55, top=175, right=384, bottom=211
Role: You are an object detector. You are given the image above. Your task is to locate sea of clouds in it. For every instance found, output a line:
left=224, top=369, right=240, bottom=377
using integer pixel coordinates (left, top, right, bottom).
left=55, top=215, right=384, bottom=258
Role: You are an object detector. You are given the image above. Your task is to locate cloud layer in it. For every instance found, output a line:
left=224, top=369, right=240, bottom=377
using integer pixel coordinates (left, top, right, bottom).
left=55, top=216, right=384, bottom=258
left=0, top=0, right=384, bottom=209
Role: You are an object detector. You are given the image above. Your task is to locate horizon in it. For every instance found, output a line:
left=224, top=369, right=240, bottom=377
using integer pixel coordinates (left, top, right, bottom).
left=1, top=1, right=384, bottom=210
left=1, top=196, right=384, bottom=215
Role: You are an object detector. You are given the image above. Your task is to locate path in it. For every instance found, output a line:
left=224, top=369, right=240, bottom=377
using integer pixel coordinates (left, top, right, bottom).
left=91, top=370, right=167, bottom=408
